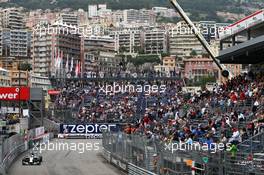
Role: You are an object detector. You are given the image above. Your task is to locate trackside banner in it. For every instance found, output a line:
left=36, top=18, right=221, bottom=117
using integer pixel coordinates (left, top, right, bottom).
left=0, top=87, right=30, bottom=101
left=48, top=90, right=60, bottom=95
left=59, top=124, right=119, bottom=134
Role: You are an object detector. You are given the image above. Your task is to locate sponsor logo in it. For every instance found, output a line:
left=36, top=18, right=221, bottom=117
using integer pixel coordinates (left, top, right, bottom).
left=0, top=87, right=30, bottom=101
left=48, top=90, right=60, bottom=95
left=60, top=124, right=118, bottom=134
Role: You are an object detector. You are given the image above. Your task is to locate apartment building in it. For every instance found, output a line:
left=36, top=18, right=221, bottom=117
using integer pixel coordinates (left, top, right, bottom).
left=1, top=8, right=25, bottom=29
left=31, top=24, right=81, bottom=77
left=30, top=74, right=51, bottom=92
left=26, top=10, right=57, bottom=29
left=76, top=9, right=88, bottom=25
left=0, top=61, right=29, bottom=86
left=58, top=13, right=79, bottom=26
left=83, top=36, right=116, bottom=73
left=97, top=51, right=122, bottom=76
left=0, top=29, right=2, bottom=56
left=88, top=5, right=98, bottom=18
left=124, top=9, right=156, bottom=25
left=2, top=29, right=29, bottom=58
left=10, top=69, right=29, bottom=86
left=143, top=28, right=167, bottom=54
left=154, top=56, right=180, bottom=77
left=10, top=29, right=28, bottom=57
left=169, top=21, right=203, bottom=58
left=183, top=57, right=219, bottom=79
left=97, top=4, right=112, bottom=17
left=110, top=29, right=141, bottom=54
left=0, top=62, right=51, bottom=88
left=0, top=67, right=11, bottom=87
left=84, top=35, right=116, bottom=53
left=112, top=10, right=125, bottom=27
left=199, top=21, right=230, bottom=42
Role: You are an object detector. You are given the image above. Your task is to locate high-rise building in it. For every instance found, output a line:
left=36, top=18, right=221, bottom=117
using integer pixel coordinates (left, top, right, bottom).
left=84, top=36, right=116, bottom=53
left=2, top=29, right=29, bottom=58
left=1, top=8, right=25, bottom=29
left=31, top=24, right=81, bottom=77
left=29, top=73, right=51, bottom=92
left=77, top=9, right=88, bottom=25
left=110, top=29, right=141, bottom=54
left=0, top=10, right=2, bottom=28
left=124, top=9, right=156, bottom=25
left=169, top=21, right=203, bottom=58
left=112, top=10, right=125, bottom=27
left=97, top=51, right=121, bottom=76
left=199, top=21, right=230, bottom=42
left=143, top=28, right=167, bottom=54
left=0, top=67, right=11, bottom=87
left=98, top=4, right=107, bottom=11
left=88, top=5, right=98, bottom=18
left=0, top=29, right=2, bottom=56
left=25, top=10, right=57, bottom=29
left=58, top=13, right=79, bottom=26
left=83, top=36, right=117, bottom=75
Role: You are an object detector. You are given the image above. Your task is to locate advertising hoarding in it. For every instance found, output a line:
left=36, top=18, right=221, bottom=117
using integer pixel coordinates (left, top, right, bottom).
left=0, top=87, right=30, bottom=101
left=219, top=10, right=264, bottom=39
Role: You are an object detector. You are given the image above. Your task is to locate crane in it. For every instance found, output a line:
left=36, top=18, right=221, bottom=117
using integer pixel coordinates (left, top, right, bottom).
left=169, top=0, right=232, bottom=78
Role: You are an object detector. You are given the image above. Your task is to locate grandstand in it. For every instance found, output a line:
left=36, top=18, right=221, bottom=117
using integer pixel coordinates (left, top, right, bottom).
left=218, top=9, right=264, bottom=64
left=42, top=6, right=264, bottom=175
left=100, top=8, right=264, bottom=175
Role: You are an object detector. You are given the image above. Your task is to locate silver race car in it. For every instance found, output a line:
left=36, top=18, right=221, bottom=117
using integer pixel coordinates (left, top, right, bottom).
left=22, top=151, right=42, bottom=165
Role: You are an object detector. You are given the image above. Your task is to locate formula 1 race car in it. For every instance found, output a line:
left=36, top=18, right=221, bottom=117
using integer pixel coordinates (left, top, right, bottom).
left=22, top=152, right=42, bottom=165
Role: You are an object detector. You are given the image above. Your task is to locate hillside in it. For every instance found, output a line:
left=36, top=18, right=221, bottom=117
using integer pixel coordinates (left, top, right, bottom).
left=1, top=0, right=262, bottom=22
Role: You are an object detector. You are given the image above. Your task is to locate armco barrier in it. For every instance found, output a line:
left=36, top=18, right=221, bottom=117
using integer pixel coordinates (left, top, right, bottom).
left=128, top=163, right=157, bottom=175
left=103, top=132, right=264, bottom=175
left=102, top=147, right=157, bottom=175
left=1, top=143, right=25, bottom=175
left=102, top=148, right=128, bottom=172
left=0, top=134, right=26, bottom=175
left=0, top=130, right=54, bottom=175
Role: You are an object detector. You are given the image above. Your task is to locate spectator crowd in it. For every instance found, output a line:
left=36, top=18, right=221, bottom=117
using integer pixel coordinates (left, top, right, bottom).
left=51, top=72, right=264, bottom=147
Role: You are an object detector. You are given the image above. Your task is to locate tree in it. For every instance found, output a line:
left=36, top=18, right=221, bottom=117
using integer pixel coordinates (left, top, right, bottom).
left=119, top=46, right=127, bottom=53
left=190, top=50, right=197, bottom=56
left=133, top=46, right=144, bottom=54
left=192, top=75, right=216, bottom=87
left=127, top=55, right=161, bottom=66
left=18, top=62, right=32, bottom=71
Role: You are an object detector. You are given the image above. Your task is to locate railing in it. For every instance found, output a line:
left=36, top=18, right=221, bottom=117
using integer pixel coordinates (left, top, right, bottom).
left=103, top=132, right=264, bottom=175
left=238, top=131, right=264, bottom=153
left=128, top=163, right=157, bottom=175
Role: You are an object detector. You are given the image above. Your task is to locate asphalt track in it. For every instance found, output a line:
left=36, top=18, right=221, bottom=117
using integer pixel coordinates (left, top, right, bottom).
left=8, top=139, right=124, bottom=175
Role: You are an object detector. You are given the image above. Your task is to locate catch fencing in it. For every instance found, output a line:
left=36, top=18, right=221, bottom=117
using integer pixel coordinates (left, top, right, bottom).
left=0, top=127, right=54, bottom=175
left=102, top=132, right=264, bottom=175
left=0, top=134, right=25, bottom=175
